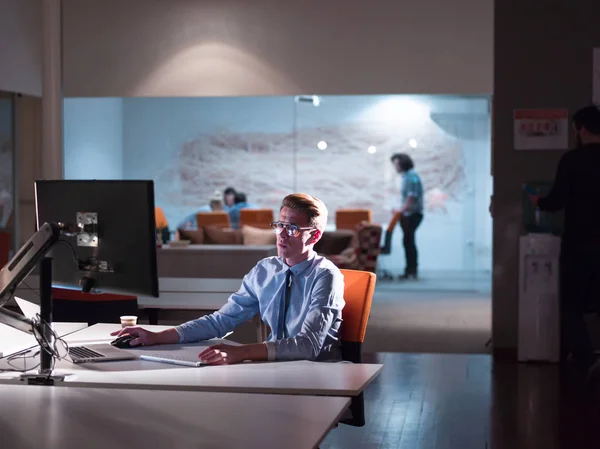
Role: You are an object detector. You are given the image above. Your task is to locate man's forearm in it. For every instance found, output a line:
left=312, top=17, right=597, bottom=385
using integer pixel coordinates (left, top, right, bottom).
left=155, top=328, right=181, bottom=345
left=239, top=343, right=268, bottom=362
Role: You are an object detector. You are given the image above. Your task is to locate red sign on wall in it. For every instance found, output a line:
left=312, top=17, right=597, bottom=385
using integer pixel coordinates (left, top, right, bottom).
left=513, top=109, right=569, bottom=150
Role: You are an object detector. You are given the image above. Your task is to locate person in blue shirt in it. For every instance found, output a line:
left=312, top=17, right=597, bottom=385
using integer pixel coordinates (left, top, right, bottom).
left=177, top=190, right=226, bottom=230
left=228, top=191, right=252, bottom=229
left=391, top=153, right=424, bottom=280
left=112, top=193, right=345, bottom=365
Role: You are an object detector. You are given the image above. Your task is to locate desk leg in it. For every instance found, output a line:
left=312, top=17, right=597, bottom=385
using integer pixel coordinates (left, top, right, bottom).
left=147, top=309, right=159, bottom=325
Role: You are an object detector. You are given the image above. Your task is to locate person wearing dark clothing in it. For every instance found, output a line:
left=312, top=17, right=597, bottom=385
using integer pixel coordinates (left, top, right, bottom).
left=531, top=105, right=600, bottom=369
left=391, top=153, right=424, bottom=280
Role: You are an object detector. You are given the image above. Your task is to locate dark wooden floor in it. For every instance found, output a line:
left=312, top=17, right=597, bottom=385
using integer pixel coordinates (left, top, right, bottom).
left=321, top=352, right=600, bottom=449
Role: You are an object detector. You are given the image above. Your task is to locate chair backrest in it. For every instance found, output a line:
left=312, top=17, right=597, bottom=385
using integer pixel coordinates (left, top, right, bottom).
left=155, top=207, right=168, bottom=229
left=0, top=231, right=9, bottom=267
left=339, top=268, right=376, bottom=428
left=239, top=208, right=274, bottom=229
left=339, top=269, right=376, bottom=345
left=196, top=211, right=231, bottom=229
left=336, top=209, right=372, bottom=230
left=386, top=211, right=401, bottom=233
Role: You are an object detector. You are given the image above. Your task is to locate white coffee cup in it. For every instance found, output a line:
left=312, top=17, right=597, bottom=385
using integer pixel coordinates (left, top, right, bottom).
left=120, top=315, right=138, bottom=328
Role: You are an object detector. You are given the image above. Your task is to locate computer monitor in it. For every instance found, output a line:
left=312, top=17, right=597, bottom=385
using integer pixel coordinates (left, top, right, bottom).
left=34, top=180, right=159, bottom=298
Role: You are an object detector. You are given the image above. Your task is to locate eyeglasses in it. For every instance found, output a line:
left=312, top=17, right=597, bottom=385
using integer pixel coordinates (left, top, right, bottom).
left=270, top=221, right=314, bottom=237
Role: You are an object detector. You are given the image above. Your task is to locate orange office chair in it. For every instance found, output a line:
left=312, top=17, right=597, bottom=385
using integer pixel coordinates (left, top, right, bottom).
left=196, top=211, right=231, bottom=229
left=335, top=209, right=372, bottom=230
left=155, top=207, right=171, bottom=243
left=339, top=268, right=376, bottom=427
left=155, top=207, right=168, bottom=229
left=379, top=212, right=402, bottom=280
left=239, top=209, right=274, bottom=229
left=381, top=211, right=401, bottom=254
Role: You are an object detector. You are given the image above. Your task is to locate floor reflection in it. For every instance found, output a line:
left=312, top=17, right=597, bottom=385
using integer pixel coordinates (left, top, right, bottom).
left=322, top=353, right=600, bottom=449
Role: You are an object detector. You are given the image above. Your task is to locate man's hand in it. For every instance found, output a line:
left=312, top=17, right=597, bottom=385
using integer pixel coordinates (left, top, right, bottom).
left=199, top=344, right=248, bottom=365
left=198, top=343, right=268, bottom=365
left=109, top=326, right=179, bottom=347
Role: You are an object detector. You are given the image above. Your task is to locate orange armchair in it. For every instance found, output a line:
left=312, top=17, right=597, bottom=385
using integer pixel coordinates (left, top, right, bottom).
left=335, top=209, right=372, bottom=230
left=339, top=268, right=376, bottom=427
left=239, top=209, right=274, bottom=229
left=196, top=211, right=231, bottom=229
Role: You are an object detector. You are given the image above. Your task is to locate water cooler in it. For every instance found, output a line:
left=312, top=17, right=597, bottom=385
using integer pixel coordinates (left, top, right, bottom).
left=518, top=233, right=561, bottom=362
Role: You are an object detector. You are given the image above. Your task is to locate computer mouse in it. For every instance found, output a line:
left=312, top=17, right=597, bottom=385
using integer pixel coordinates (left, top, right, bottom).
left=110, top=335, right=137, bottom=349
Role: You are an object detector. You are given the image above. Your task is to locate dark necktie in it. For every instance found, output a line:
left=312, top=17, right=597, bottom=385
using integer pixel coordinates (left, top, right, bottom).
left=277, top=270, right=293, bottom=340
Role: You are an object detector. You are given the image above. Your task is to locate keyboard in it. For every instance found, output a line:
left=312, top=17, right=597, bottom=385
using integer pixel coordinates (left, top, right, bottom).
left=69, top=346, right=105, bottom=362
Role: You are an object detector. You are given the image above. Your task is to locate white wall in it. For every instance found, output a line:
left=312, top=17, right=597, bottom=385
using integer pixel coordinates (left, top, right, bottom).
left=62, top=0, right=493, bottom=97
left=63, top=98, right=124, bottom=179
left=0, top=0, right=41, bottom=96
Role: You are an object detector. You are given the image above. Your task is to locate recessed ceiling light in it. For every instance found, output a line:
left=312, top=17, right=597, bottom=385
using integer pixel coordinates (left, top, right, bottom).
left=317, top=141, right=328, bottom=150
left=409, top=138, right=418, bottom=148
left=367, top=146, right=377, bottom=154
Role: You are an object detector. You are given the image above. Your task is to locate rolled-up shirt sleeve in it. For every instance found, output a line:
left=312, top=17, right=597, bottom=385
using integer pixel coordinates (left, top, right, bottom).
left=175, top=269, right=260, bottom=343
left=266, top=270, right=344, bottom=361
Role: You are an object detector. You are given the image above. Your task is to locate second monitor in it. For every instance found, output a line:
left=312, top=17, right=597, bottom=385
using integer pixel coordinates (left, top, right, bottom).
left=34, top=180, right=159, bottom=298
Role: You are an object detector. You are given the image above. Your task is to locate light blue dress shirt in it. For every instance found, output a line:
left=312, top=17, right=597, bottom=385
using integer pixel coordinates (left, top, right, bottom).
left=175, top=251, right=345, bottom=361
left=401, top=169, right=424, bottom=216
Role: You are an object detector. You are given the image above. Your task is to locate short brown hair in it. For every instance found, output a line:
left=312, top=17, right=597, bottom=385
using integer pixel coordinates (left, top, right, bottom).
left=281, top=193, right=328, bottom=231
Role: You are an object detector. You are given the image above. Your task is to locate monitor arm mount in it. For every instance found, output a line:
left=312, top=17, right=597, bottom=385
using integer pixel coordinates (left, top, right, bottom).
left=0, top=217, right=110, bottom=385
left=56, top=213, right=114, bottom=293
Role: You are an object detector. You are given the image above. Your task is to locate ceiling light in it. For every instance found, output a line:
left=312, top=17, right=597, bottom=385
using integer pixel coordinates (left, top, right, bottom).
left=367, top=146, right=377, bottom=154
left=409, top=138, right=418, bottom=148
left=317, top=141, right=328, bottom=150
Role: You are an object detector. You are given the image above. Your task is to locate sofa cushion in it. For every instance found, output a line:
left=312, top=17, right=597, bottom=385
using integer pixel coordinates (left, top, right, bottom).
left=314, top=230, right=355, bottom=255
left=242, top=225, right=277, bottom=246
left=204, top=226, right=243, bottom=245
left=178, top=228, right=205, bottom=244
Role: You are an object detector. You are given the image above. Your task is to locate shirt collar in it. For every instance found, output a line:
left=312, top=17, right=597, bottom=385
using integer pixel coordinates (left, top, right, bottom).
left=281, top=250, right=316, bottom=276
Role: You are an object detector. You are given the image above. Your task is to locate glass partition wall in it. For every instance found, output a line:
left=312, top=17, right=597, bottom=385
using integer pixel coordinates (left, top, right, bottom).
left=63, top=94, right=492, bottom=291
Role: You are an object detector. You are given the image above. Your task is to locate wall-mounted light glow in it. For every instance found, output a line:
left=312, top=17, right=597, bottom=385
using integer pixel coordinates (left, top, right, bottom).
left=409, top=138, right=418, bottom=148
left=361, top=97, right=430, bottom=125
left=367, top=145, right=377, bottom=154
left=317, top=140, right=328, bottom=150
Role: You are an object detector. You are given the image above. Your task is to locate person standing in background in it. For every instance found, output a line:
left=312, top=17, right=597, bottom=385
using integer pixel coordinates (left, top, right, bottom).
left=529, top=105, right=600, bottom=374
left=391, top=153, right=424, bottom=280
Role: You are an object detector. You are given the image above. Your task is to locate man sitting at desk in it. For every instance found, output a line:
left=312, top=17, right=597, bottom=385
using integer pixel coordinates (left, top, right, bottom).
left=112, top=193, right=345, bottom=365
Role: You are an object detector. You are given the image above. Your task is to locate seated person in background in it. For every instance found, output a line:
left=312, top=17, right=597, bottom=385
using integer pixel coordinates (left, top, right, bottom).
left=112, top=193, right=345, bottom=365
left=228, top=191, right=253, bottom=229
left=223, top=186, right=237, bottom=211
left=177, top=191, right=225, bottom=229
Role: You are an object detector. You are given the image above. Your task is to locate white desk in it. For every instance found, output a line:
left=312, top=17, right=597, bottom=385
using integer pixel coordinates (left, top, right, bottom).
left=0, top=321, right=88, bottom=358
left=0, top=384, right=349, bottom=449
left=0, top=323, right=383, bottom=397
